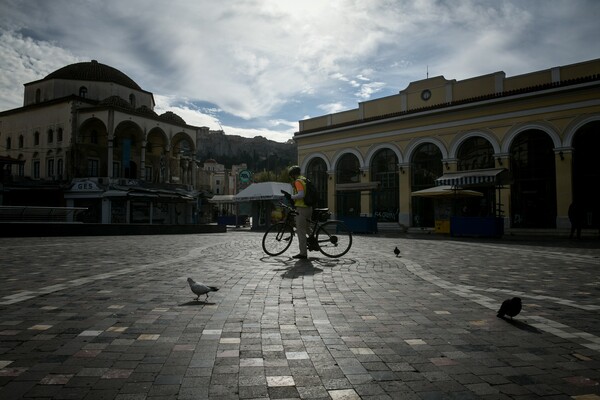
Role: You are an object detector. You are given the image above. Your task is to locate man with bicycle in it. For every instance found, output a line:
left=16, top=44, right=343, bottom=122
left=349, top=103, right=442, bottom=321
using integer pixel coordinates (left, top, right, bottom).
left=284, top=165, right=312, bottom=259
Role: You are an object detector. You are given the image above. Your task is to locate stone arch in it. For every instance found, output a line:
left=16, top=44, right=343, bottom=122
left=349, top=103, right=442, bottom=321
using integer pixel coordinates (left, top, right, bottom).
left=563, top=114, right=600, bottom=148
left=502, top=121, right=561, bottom=153
left=332, top=148, right=365, bottom=170
left=300, top=152, right=331, bottom=173
left=364, top=143, right=404, bottom=166
left=405, top=137, right=448, bottom=162
left=449, top=130, right=500, bottom=158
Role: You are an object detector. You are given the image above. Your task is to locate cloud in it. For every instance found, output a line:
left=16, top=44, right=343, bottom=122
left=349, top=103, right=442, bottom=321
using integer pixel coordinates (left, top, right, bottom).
left=1, top=0, right=599, bottom=144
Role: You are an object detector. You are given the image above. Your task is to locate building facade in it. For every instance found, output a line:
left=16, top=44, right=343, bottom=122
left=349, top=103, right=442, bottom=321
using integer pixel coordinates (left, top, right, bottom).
left=295, top=58, right=600, bottom=233
left=0, top=60, right=205, bottom=224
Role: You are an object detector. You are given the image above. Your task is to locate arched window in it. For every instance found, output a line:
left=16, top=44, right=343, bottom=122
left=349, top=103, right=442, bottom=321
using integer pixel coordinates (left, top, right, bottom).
left=306, top=157, right=327, bottom=208
left=57, top=159, right=64, bottom=178
left=411, top=143, right=443, bottom=227
left=57, top=128, right=63, bottom=142
left=336, top=154, right=360, bottom=184
left=129, top=94, right=136, bottom=108
left=336, top=153, right=361, bottom=217
left=79, top=86, right=88, bottom=98
left=510, top=130, right=556, bottom=228
left=371, top=149, right=399, bottom=222
left=457, top=137, right=495, bottom=170
left=18, top=135, right=24, bottom=148
left=90, top=130, right=98, bottom=144
left=34, top=131, right=40, bottom=146
left=5, top=137, right=11, bottom=150
left=48, top=129, right=54, bottom=143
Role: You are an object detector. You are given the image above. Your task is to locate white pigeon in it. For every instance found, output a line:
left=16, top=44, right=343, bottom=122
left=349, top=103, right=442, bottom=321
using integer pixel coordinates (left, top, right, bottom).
left=187, top=277, right=219, bottom=301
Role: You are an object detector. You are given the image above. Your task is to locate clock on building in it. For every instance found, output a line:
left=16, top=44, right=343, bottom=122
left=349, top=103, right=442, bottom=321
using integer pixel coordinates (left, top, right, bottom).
left=421, top=89, right=431, bottom=101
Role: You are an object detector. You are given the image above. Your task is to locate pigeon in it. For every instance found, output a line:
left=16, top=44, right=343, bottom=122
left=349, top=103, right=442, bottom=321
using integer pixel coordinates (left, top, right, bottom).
left=497, top=297, right=522, bottom=319
left=187, top=277, right=219, bottom=301
left=394, top=246, right=400, bottom=257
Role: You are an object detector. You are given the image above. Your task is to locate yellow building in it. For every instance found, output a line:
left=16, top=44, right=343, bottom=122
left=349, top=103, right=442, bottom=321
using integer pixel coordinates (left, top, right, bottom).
left=1, top=60, right=204, bottom=224
left=295, top=58, right=600, bottom=235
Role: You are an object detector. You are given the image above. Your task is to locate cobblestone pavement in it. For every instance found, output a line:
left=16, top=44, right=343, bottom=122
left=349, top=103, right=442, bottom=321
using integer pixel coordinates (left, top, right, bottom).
left=0, top=231, right=599, bottom=400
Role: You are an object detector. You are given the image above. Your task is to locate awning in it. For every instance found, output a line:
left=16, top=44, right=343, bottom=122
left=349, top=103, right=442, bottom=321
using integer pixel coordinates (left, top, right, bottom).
left=209, top=195, right=236, bottom=204
left=435, top=168, right=507, bottom=186
left=336, top=182, right=380, bottom=191
left=411, top=185, right=483, bottom=198
left=235, top=182, right=293, bottom=202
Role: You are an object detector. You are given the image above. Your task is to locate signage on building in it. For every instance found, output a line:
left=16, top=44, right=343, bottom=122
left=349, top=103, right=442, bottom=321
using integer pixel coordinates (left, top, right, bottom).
left=71, top=180, right=101, bottom=191
left=239, top=170, right=252, bottom=183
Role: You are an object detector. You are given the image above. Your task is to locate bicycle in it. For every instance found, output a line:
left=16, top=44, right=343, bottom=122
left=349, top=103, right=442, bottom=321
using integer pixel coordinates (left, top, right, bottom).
left=262, top=201, right=353, bottom=258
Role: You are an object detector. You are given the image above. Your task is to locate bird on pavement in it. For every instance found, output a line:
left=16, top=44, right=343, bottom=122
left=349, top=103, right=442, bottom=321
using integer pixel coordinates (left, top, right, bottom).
left=187, top=277, right=219, bottom=301
left=394, top=246, right=400, bottom=257
left=497, top=297, right=522, bottom=319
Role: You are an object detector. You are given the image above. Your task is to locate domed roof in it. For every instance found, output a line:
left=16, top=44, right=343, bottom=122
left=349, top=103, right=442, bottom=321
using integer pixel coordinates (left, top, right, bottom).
left=44, top=60, right=142, bottom=90
left=159, top=111, right=186, bottom=125
left=136, top=105, right=158, bottom=117
left=99, top=95, right=134, bottom=109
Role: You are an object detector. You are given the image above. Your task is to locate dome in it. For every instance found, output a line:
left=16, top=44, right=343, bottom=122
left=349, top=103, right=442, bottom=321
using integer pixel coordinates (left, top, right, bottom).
left=136, top=105, right=158, bottom=117
left=159, top=111, right=186, bottom=125
left=44, top=60, right=142, bottom=90
left=99, top=96, right=134, bottom=110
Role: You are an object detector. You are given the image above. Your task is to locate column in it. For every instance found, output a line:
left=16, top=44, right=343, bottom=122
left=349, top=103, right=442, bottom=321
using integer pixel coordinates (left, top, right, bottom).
left=140, top=139, right=146, bottom=181
left=327, top=170, right=336, bottom=218
left=398, top=163, right=411, bottom=226
left=555, top=149, right=573, bottom=229
left=360, top=167, right=370, bottom=216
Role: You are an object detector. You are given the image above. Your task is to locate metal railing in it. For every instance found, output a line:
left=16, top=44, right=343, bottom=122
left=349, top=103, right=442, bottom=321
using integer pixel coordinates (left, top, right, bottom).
left=0, top=206, right=88, bottom=223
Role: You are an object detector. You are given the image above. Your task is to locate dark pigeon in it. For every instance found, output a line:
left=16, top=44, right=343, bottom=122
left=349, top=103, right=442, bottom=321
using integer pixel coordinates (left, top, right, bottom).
left=394, top=246, right=400, bottom=257
left=497, top=297, right=522, bottom=319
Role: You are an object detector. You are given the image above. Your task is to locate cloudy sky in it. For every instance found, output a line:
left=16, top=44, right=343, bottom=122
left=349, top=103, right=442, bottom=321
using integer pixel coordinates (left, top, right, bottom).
left=1, top=0, right=599, bottom=142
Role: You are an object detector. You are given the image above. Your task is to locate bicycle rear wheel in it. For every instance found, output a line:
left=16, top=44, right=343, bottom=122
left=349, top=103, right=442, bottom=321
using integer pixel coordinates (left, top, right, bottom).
left=262, top=222, right=294, bottom=256
left=315, top=221, right=352, bottom=258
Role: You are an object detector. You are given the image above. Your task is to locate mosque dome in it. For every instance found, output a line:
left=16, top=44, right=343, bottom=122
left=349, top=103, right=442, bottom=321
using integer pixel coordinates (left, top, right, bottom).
left=98, top=95, right=134, bottom=109
left=44, top=60, right=142, bottom=90
left=159, top=111, right=186, bottom=125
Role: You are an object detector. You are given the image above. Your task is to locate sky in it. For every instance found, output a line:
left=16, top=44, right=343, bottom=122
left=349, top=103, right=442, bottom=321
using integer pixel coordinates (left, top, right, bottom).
left=1, top=0, right=599, bottom=143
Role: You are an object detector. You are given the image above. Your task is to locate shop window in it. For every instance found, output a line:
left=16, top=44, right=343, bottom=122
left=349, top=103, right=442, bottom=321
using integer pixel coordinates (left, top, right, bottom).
left=57, top=159, right=64, bottom=178
left=33, top=160, right=40, bottom=179
left=47, top=158, right=55, bottom=178
left=87, top=159, right=99, bottom=177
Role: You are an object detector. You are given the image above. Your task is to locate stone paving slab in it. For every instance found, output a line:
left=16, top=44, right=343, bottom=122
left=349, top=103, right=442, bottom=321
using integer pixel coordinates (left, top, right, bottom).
left=0, top=232, right=599, bottom=399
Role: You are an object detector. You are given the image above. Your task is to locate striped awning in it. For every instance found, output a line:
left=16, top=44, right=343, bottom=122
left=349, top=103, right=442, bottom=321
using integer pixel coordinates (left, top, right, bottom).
left=435, top=168, right=507, bottom=186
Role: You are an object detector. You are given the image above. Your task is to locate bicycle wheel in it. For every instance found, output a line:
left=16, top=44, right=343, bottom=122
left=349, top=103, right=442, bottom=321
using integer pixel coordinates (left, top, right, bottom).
left=262, top=222, right=294, bottom=256
left=315, top=221, right=352, bottom=258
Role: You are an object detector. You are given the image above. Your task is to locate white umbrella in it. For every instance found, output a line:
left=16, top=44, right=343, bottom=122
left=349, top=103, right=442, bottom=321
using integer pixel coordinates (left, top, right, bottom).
left=234, top=182, right=293, bottom=202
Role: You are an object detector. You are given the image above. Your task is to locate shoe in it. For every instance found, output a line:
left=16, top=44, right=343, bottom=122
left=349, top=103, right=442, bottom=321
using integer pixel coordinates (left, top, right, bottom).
left=292, top=254, right=307, bottom=259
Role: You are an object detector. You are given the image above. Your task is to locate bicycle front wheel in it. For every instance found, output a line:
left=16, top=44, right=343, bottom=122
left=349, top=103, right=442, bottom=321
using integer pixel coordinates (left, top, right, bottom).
left=262, top=222, right=294, bottom=256
left=316, top=221, right=352, bottom=258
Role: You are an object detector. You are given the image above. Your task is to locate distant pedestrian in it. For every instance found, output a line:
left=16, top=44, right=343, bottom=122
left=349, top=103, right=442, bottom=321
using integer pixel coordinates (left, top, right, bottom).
left=568, top=201, right=583, bottom=239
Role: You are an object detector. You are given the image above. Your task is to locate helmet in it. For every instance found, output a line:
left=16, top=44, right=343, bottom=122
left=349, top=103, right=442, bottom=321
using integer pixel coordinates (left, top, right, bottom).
left=288, top=165, right=301, bottom=177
